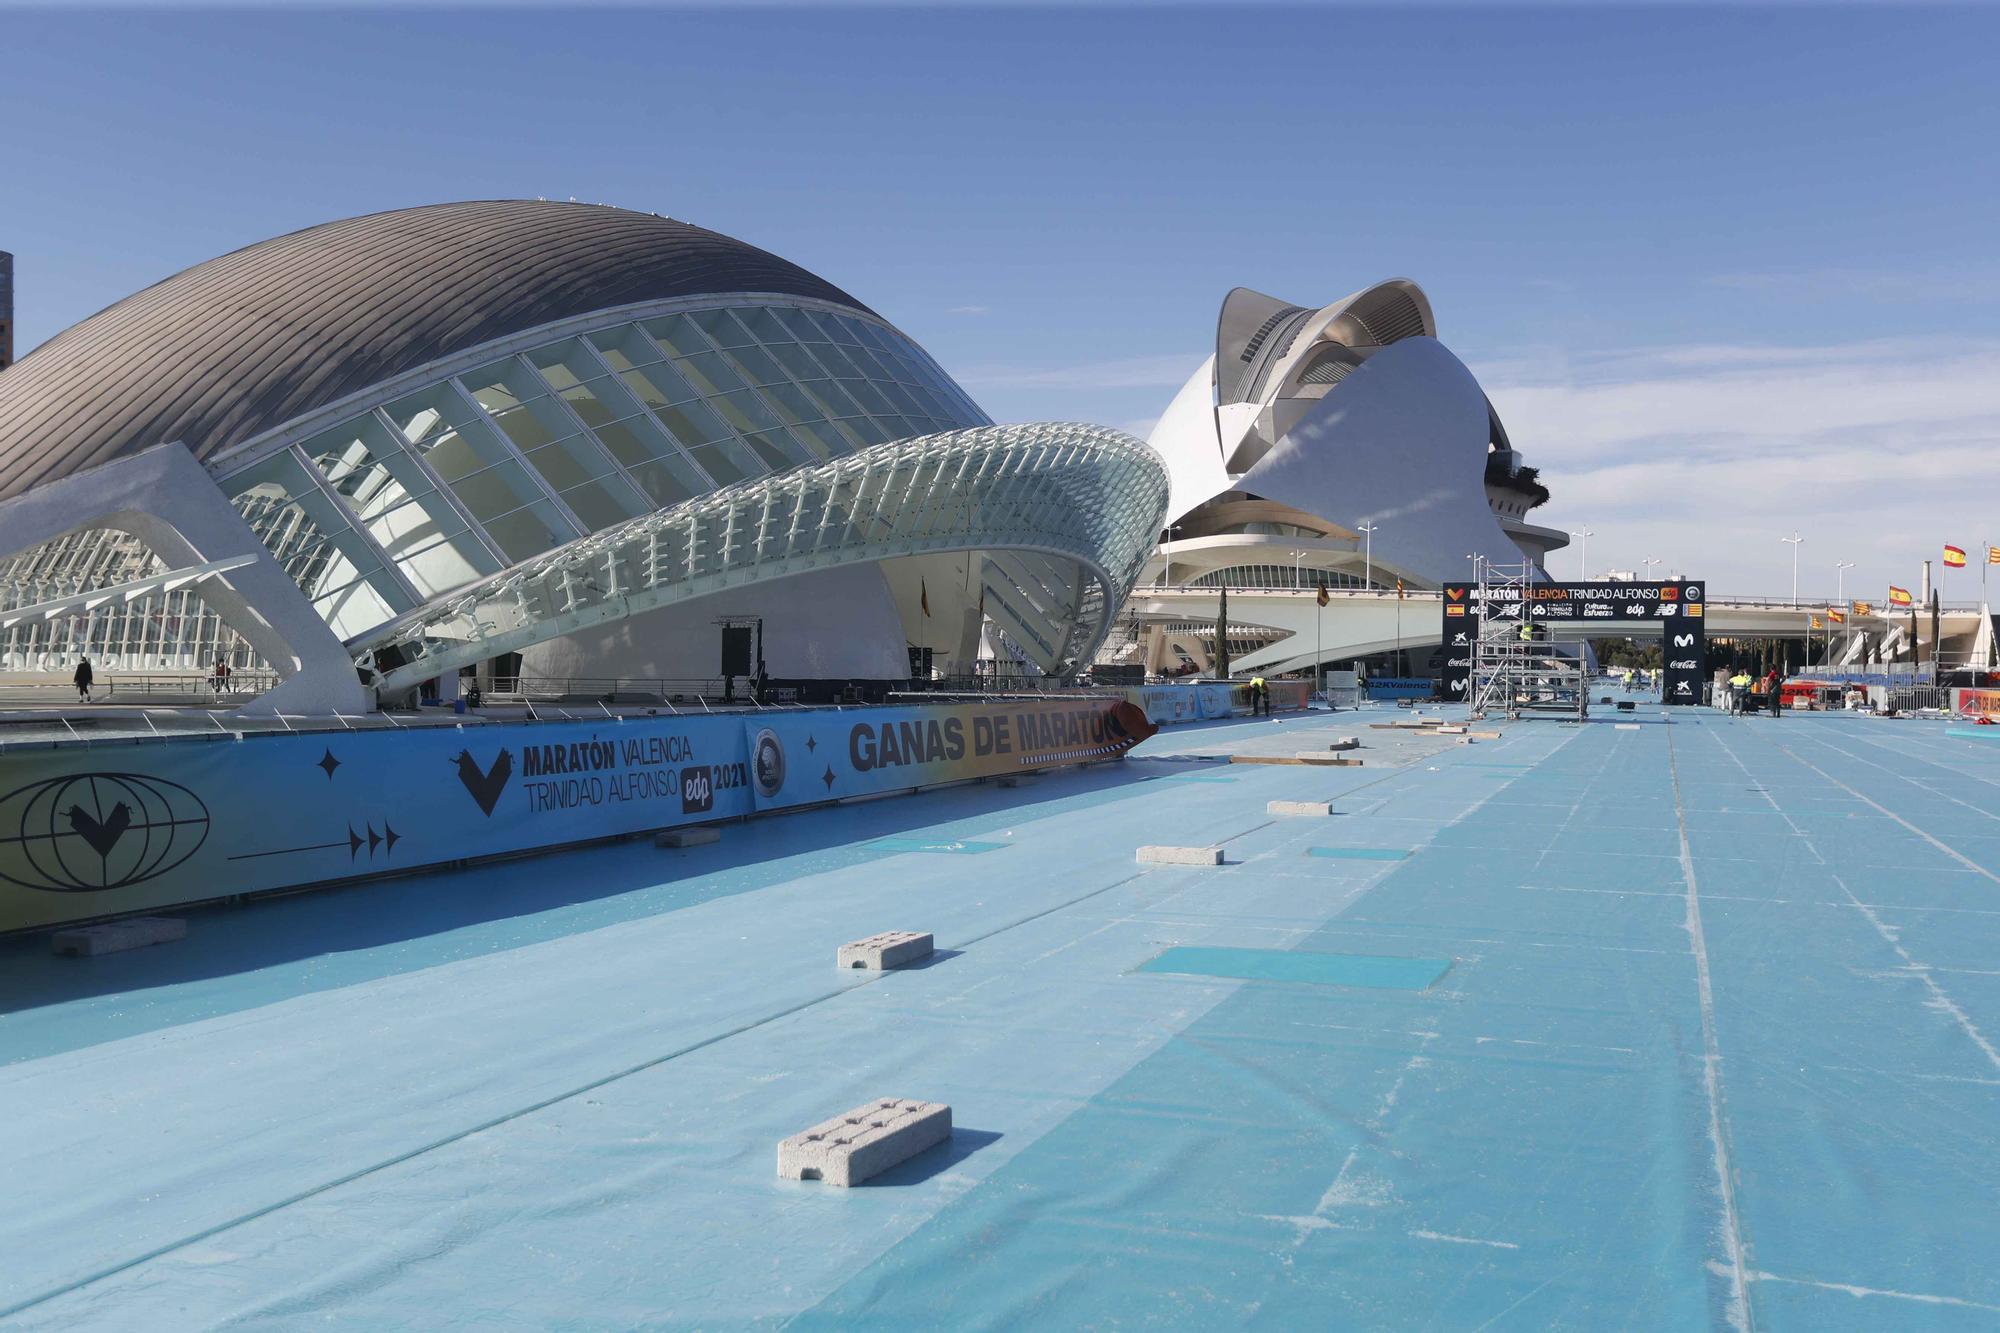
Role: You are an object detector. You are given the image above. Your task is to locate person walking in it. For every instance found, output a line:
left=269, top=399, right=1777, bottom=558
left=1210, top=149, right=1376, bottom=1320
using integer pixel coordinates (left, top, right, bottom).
left=1765, top=667, right=1783, bottom=717
left=73, top=657, right=94, bottom=703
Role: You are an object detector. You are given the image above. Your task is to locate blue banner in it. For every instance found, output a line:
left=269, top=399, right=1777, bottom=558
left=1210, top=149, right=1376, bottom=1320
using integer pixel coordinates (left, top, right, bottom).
left=0, top=697, right=1158, bottom=933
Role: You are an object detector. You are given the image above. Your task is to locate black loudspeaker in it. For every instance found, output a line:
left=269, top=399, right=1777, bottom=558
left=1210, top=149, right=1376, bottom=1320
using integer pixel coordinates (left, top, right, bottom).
left=907, top=646, right=934, bottom=677
left=721, top=626, right=753, bottom=677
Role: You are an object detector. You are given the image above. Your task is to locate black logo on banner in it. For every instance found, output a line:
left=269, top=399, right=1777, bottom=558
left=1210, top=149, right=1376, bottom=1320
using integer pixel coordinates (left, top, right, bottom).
left=453, top=749, right=513, bottom=816
left=681, top=766, right=714, bottom=814
left=751, top=728, right=786, bottom=798
left=0, top=773, right=211, bottom=892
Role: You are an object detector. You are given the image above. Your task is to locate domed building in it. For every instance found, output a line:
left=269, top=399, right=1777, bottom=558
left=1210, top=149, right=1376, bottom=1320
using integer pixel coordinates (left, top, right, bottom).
left=1118, top=280, right=1567, bottom=677
left=0, top=201, right=1167, bottom=711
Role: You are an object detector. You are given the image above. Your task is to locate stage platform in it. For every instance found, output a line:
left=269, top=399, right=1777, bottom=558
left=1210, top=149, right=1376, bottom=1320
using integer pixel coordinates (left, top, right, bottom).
left=4, top=695, right=1999, bottom=1328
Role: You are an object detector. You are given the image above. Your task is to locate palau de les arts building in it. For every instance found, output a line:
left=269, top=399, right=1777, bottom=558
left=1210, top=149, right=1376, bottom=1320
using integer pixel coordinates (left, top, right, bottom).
left=0, top=202, right=1560, bottom=709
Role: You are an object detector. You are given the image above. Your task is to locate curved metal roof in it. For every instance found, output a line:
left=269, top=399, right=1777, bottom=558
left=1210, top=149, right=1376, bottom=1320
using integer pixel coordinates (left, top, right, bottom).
left=0, top=200, right=872, bottom=501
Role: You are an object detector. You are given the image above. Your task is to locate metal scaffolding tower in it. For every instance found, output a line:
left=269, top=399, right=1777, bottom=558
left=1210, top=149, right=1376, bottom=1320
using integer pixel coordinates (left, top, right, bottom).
left=1468, top=560, right=1588, bottom=721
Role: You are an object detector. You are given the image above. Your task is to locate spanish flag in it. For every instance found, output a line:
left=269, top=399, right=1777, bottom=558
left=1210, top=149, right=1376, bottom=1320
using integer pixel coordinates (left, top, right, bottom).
left=1945, top=544, right=1968, bottom=568
left=1888, top=585, right=1913, bottom=607
left=1829, top=608, right=1846, bottom=624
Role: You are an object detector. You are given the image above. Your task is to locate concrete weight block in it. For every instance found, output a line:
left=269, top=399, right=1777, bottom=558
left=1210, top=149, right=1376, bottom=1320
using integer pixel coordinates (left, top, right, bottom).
left=1137, top=845, right=1224, bottom=866
left=51, top=917, right=186, bottom=958
left=1268, top=800, right=1333, bottom=817
left=778, top=1098, right=952, bottom=1186
left=837, top=931, right=934, bottom=970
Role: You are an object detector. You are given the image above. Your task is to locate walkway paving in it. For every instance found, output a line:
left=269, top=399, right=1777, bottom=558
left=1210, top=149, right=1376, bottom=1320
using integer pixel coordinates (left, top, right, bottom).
left=2, top=701, right=1997, bottom=1329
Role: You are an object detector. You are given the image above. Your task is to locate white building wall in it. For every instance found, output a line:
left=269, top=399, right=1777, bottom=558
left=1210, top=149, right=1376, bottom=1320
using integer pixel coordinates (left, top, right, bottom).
left=520, top=563, right=911, bottom=683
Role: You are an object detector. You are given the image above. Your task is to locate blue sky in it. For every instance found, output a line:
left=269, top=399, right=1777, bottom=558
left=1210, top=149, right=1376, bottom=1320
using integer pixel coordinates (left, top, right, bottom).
left=5, top=4, right=1998, bottom=600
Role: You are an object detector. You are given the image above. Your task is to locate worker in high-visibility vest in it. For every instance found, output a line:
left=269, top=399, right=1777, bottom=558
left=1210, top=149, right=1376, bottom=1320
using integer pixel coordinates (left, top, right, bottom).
left=1728, top=671, right=1753, bottom=714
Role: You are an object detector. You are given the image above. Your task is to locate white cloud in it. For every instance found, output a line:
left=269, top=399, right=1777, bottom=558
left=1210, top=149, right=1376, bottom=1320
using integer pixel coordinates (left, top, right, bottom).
left=1477, top=338, right=2000, bottom=597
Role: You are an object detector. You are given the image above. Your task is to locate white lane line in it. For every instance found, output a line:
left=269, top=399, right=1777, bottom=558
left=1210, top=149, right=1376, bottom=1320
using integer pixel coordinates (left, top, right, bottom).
left=1665, top=726, right=1754, bottom=1333
left=1765, top=736, right=2000, bottom=886
left=1740, top=1268, right=2000, bottom=1314
left=1410, top=1228, right=1521, bottom=1250
left=1793, top=730, right=2000, bottom=825
left=1711, top=731, right=2000, bottom=1074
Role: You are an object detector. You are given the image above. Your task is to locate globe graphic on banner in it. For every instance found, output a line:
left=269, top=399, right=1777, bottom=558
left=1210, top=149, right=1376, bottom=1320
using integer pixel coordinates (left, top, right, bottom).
left=0, top=773, right=210, bottom=892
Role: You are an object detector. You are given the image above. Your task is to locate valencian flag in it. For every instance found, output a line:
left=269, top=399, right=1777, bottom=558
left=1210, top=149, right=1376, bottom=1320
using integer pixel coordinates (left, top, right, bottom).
left=1945, top=544, right=1968, bottom=568
left=1888, top=585, right=1914, bottom=607
left=1317, top=582, right=1329, bottom=608
left=1852, top=600, right=1872, bottom=616
left=1396, top=577, right=1405, bottom=600
left=1990, top=545, right=2000, bottom=565
left=1810, top=616, right=1823, bottom=630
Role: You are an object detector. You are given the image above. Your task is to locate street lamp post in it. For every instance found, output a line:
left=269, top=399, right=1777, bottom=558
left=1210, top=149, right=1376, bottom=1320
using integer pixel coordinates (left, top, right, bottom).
left=1834, top=560, right=1855, bottom=667
left=1781, top=532, right=1804, bottom=607
left=1357, top=522, right=1378, bottom=591
left=1570, top=527, right=1594, bottom=582
left=1643, top=555, right=1662, bottom=581
left=1290, top=548, right=1307, bottom=590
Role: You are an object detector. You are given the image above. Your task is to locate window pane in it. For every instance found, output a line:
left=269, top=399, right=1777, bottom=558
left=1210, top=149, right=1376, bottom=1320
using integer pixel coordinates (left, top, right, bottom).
left=743, top=431, right=802, bottom=471
left=451, top=459, right=551, bottom=525
left=758, top=380, right=823, bottom=428
left=558, top=382, right=618, bottom=429
left=592, top=415, right=674, bottom=471
left=722, top=341, right=787, bottom=387
left=842, top=378, right=897, bottom=417
left=841, top=415, right=891, bottom=446
left=644, top=314, right=711, bottom=358
left=688, top=442, right=758, bottom=486
left=774, top=307, right=824, bottom=342
left=707, top=388, right=783, bottom=438
left=800, top=378, right=864, bottom=420
left=768, top=340, right=831, bottom=382
left=620, top=361, right=701, bottom=411
left=488, top=401, right=565, bottom=452
left=589, top=325, right=662, bottom=371
left=482, top=503, right=575, bottom=563
left=520, top=436, right=602, bottom=491
left=651, top=398, right=731, bottom=449
left=629, top=457, right=704, bottom=508
left=736, top=306, right=790, bottom=344
left=691, top=308, right=755, bottom=349
left=560, top=479, right=645, bottom=532
left=675, top=350, right=746, bottom=397
left=787, top=420, right=842, bottom=460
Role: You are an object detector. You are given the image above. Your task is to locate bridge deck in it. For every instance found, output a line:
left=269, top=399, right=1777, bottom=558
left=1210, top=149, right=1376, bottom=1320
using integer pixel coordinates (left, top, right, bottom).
left=3, top=696, right=1998, bottom=1328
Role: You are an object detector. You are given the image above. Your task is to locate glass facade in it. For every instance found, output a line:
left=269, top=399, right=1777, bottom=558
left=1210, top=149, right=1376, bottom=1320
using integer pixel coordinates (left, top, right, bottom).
left=352, top=424, right=1170, bottom=692
left=217, top=300, right=987, bottom=645
left=0, top=529, right=261, bottom=672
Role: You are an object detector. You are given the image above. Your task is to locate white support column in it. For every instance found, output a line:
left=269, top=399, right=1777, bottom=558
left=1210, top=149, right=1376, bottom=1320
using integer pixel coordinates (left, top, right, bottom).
left=0, top=442, right=371, bottom=714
